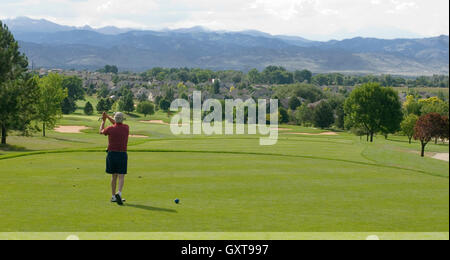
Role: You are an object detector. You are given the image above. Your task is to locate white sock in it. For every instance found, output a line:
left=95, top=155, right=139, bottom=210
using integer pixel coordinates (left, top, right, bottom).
left=118, top=192, right=122, bottom=197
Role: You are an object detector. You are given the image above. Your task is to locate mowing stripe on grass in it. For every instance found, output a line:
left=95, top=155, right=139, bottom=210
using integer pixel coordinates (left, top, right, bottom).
left=134, top=136, right=354, bottom=146
left=0, top=148, right=447, bottom=179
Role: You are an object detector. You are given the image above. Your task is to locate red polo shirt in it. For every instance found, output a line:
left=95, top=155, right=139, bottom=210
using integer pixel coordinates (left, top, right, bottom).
left=103, top=123, right=129, bottom=152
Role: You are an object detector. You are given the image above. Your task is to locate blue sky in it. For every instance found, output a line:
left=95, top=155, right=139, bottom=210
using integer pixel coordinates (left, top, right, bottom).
left=0, top=0, right=448, bottom=40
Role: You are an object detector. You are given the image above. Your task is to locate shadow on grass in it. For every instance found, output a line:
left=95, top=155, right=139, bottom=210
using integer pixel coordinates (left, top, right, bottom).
left=124, top=204, right=177, bottom=213
left=0, top=144, right=31, bottom=152
left=387, top=138, right=415, bottom=144
left=389, top=138, right=449, bottom=146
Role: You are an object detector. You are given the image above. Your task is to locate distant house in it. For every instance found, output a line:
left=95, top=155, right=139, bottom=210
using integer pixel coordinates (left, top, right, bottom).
left=211, top=78, right=220, bottom=84
left=148, top=92, right=155, bottom=102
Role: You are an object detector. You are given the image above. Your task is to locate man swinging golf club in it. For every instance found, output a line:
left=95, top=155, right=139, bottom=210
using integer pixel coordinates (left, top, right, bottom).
left=100, top=111, right=129, bottom=205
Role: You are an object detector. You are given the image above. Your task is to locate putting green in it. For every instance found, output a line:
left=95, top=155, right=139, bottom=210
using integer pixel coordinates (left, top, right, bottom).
left=0, top=113, right=448, bottom=238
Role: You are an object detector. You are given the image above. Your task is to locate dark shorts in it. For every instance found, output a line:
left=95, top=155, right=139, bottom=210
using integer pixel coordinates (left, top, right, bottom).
left=106, top=151, right=128, bottom=175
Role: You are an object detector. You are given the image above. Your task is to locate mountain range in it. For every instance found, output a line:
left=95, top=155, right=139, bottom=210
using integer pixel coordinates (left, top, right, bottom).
left=2, top=17, right=449, bottom=75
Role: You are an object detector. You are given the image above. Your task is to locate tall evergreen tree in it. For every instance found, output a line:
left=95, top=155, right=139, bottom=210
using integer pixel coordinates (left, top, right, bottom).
left=84, top=101, right=94, bottom=115
left=118, top=92, right=135, bottom=113
left=1, top=21, right=38, bottom=144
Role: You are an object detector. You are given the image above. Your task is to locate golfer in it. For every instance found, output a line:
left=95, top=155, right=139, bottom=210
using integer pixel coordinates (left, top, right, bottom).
left=100, top=112, right=129, bottom=205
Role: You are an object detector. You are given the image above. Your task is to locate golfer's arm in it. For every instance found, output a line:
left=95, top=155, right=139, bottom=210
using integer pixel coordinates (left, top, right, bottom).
left=100, top=120, right=106, bottom=134
left=107, top=115, right=116, bottom=125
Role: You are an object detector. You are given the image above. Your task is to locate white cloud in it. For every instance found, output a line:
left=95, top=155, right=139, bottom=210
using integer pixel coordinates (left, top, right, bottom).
left=0, top=0, right=448, bottom=40
left=386, top=0, right=418, bottom=14
left=248, top=0, right=319, bottom=20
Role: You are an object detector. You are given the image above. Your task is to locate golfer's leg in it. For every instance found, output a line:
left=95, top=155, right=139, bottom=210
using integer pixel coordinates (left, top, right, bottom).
left=111, top=174, right=118, bottom=196
left=118, top=174, right=125, bottom=194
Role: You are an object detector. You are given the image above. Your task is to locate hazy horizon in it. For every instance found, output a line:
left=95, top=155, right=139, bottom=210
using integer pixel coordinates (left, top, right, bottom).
left=1, top=0, right=448, bottom=41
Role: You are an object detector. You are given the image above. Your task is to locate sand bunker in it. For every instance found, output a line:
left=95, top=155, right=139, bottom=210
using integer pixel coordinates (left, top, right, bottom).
left=129, top=135, right=148, bottom=138
left=287, top=132, right=338, bottom=136
left=140, top=120, right=169, bottom=125
left=432, top=153, right=449, bottom=162
left=54, top=126, right=91, bottom=134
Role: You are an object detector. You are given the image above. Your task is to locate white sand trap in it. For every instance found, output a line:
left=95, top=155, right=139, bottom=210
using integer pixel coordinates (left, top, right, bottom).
left=129, top=135, right=148, bottom=138
left=140, top=120, right=169, bottom=125
left=54, top=126, right=91, bottom=133
left=432, top=153, right=449, bottom=162
left=287, top=132, right=338, bottom=136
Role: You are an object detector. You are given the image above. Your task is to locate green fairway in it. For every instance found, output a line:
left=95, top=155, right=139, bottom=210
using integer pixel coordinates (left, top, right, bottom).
left=0, top=113, right=448, bottom=237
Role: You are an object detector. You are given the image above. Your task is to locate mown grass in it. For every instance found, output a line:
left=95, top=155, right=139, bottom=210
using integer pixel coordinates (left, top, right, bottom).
left=0, top=112, right=448, bottom=236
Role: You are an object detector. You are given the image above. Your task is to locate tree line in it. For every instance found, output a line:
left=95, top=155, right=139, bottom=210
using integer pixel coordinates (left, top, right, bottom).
left=133, top=66, right=449, bottom=88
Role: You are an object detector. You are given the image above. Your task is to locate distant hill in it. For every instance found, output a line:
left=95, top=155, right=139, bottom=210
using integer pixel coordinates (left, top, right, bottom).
left=2, top=17, right=449, bottom=75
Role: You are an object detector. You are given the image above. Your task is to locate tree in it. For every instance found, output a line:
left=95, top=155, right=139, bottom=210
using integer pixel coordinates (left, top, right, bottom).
left=294, top=84, right=324, bottom=103
left=96, top=99, right=107, bottom=113
left=401, top=114, right=419, bottom=144
left=420, top=101, right=449, bottom=117
left=344, top=83, right=403, bottom=142
left=0, top=76, right=40, bottom=144
left=61, top=97, right=76, bottom=114
left=63, top=76, right=84, bottom=101
left=86, top=83, right=96, bottom=96
left=294, top=70, right=312, bottom=83
left=36, top=74, right=67, bottom=137
left=312, top=101, right=334, bottom=129
left=414, top=113, right=444, bottom=157
left=137, top=101, right=155, bottom=117
left=335, top=105, right=345, bottom=129
left=232, top=74, right=242, bottom=84
left=1, top=22, right=38, bottom=144
left=213, top=80, right=221, bottom=94
left=279, top=107, right=289, bottom=124
left=197, top=70, right=211, bottom=83
left=295, top=104, right=313, bottom=126
left=98, top=84, right=110, bottom=98
left=288, top=97, right=301, bottom=110
left=262, top=66, right=294, bottom=84
left=154, top=96, right=163, bottom=110
left=312, top=74, right=329, bottom=86
left=84, top=101, right=94, bottom=115
left=99, top=65, right=118, bottom=74
left=440, top=116, right=449, bottom=143
left=159, top=98, right=171, bottom=112
left=177, top=70, right=189, bottom=82
left=327, top=95, right=346, bottom=129
left=248, top=69, right=261, bottom=84
left=60, top=76, right=85, bottom=114
left=403, top=95, right=422, bottom=116
left=118, top=92, right=135, bottom=113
